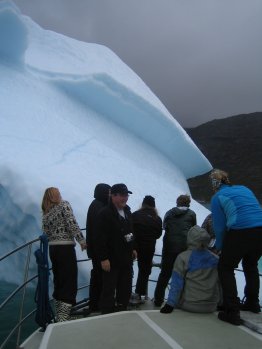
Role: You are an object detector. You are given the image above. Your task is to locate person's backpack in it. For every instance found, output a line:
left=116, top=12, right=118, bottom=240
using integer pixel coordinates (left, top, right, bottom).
left=34, top=234, right=54, bottom=329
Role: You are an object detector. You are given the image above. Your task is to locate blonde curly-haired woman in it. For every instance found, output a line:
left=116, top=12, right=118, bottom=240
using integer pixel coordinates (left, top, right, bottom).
left=41, top=187, right=86, bottom=321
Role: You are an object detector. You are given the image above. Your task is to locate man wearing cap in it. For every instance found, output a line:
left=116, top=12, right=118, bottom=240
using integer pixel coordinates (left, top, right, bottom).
left=210, top=169, right=262, bottom=325
left=94, top=183, right=136, bottom=314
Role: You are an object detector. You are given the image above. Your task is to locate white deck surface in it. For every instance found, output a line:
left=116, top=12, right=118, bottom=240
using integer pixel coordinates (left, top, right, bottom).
left=23, top=309, right=261, bottom=349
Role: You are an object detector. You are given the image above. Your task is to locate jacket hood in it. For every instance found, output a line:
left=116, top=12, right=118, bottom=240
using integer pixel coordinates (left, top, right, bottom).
left=170, top=207, right=189, bottom=216
left=94, top=183, right=111, bottom=204
left=187, top=225, right=210, bottom=249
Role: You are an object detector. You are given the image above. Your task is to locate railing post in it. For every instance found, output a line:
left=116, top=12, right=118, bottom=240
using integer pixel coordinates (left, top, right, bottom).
left=16, top=244, right=32, bottom=348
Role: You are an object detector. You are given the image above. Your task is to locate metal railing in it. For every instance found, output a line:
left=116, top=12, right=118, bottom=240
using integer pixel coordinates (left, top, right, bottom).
left=1, top=238, right=39, bottom=349
left=0, top=235, right=91, bottom=349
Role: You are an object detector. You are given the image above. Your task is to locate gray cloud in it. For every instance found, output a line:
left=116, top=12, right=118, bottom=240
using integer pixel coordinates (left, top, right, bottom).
left=12, top=0, right=262, bottom=127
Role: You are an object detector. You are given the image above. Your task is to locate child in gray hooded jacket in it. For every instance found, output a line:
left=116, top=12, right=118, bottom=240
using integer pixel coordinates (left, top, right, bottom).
left=161, top=225, right=220, bottom=314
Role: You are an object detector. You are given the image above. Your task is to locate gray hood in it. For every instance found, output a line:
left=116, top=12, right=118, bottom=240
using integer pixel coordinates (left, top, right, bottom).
left=187, top=225, right=210, bottom=249
left=169, top=207, right=189, bottom=217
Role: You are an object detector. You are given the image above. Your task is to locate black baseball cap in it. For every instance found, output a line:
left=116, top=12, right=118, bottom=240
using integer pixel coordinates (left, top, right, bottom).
left=111, top=183, right=132, bottom=195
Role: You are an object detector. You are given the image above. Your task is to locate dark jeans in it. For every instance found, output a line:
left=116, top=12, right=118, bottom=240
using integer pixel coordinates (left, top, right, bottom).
left=218, top=227, right=262, bottom=313
left=101, top=264, right=133, bottom=314
left=49, top=245, right=77, bottom=305
left=154, top=250, right=180, bottom=303
left=135, top=246, right=155, bottom=295
left=89, top=258, right=103, bottom=310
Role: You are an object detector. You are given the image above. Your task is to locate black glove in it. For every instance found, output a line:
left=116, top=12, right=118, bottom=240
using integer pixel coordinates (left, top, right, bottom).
left=160, top=304, right=174, bottom=314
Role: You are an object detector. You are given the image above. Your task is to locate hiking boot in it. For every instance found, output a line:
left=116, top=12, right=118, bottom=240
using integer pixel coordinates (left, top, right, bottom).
left=218, top=311, right=243, bottom=326
left=129, top=293, right=144, bottom=305
left=240, top=302, right=261, bottom=313
left=153, top=299, right=163, bottom=307
left=160, top=304, right=174, bottom=314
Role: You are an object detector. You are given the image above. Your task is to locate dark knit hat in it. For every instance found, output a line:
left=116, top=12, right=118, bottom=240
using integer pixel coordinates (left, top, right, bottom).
left=142, top=195, right=155, bottom=208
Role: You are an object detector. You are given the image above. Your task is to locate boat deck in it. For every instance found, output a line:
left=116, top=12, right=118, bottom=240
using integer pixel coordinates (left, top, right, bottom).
left=21, top=301, right=262, bottom=349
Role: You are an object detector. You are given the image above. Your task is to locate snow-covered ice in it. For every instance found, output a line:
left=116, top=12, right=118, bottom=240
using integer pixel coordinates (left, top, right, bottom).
left=0, top=1, right=212, bottom=284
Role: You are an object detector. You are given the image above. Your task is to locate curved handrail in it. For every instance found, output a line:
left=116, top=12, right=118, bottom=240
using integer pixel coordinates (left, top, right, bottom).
left=1, top=273, right=39, bottom=310
left=0, top=308, right=37, bottom=349
left=0, top=236, right=91, bottom=349
left=0, top=238, right=40, bottom=262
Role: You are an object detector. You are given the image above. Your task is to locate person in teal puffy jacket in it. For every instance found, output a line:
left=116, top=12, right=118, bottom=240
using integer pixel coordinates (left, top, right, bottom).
left=210, top=169, right=262, bottom=326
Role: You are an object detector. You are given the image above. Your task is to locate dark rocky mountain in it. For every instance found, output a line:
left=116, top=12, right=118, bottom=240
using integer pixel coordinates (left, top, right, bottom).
left=186, top=112, right=262, bottom=203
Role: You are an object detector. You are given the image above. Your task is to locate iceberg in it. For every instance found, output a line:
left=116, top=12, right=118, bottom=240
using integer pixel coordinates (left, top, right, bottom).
left=0, top=1, right=211, bottom=284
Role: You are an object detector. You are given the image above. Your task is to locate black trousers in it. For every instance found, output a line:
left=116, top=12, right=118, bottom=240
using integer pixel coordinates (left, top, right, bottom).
left=135, top=246, right=155, bottom=295
left=49, top=245, right=77, bottom=305
left=154, top=250, right=180, bottom=303
left=89, top=258, right=103, bottom=310
left=218, top=227, right=262, bottom=313
left=100, top=264, right=133, bottom=314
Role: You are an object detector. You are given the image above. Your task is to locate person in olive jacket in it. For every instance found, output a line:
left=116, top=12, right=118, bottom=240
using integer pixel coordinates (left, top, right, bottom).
left=154, top=194, right=196, bottom=306
left=130, top=195, right=162, bottom=303
left=94, top=183, right=137, bottom=314
left=86, top=183, right=111, bottom=312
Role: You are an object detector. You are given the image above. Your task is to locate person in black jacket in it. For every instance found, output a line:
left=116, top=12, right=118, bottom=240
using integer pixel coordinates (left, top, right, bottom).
left=86, top=183, right=111, bottom=312
left=154, top=194, right=196, bottom=306
left=94, top=183, right=137, bottom=314
left=130, top=196, right=162, bottom=303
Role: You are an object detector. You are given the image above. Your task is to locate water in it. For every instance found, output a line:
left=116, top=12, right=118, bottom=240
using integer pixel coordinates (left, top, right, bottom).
left=0, top=282, right=38, bottom=349
left=0, top=278, right=89, bottom=348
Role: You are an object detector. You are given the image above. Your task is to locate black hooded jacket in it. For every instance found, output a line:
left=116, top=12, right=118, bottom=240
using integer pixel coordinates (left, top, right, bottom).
left=163, top=207, right=196, bottom=253
left=94, top=201, right=135, bottom=267
left=86, top=184, right=111, bottom=258
left=132, top=208, right=162, bottom=250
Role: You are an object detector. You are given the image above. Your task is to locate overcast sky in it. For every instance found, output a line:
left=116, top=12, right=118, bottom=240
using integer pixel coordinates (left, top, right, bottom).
left=12, top=0, right=262, bottom=127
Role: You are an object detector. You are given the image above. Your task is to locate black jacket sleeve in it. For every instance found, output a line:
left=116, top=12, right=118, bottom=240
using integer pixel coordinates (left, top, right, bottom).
left=93, top=208, right=111, bottom=262
left=86, top=200, right=105, bottom=258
